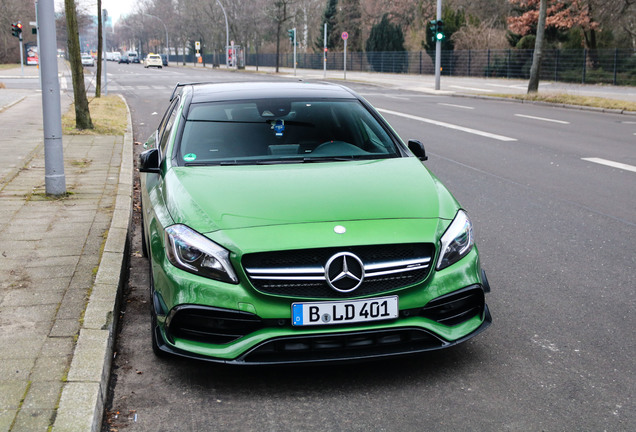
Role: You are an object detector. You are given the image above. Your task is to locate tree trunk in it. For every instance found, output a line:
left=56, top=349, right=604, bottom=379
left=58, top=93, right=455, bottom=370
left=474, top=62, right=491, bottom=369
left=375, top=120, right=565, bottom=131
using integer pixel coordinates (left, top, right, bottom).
left=65, top=0, right=93, bottom=129
left=528, top=0, right=547, bottom=94
left=275, top=20, right=281, bottom=72
left=96, top=0, right=102, bottom=97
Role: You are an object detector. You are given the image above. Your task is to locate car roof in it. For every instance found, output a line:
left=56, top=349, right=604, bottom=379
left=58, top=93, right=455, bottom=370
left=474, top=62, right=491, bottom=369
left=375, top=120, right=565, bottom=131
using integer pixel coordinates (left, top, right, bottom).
left=184, top=82, right=358, bottom=104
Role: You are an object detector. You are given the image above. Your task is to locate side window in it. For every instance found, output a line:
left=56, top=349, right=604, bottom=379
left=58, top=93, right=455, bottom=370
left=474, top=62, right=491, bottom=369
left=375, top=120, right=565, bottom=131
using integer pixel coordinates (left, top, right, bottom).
left=158, top=98, right=180, bottom=155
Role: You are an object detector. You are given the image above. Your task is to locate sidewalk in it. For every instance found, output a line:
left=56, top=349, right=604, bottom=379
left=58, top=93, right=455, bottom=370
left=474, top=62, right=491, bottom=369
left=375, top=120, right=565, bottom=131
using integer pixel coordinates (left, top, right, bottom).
left=0, top=76, right=132, bottom=431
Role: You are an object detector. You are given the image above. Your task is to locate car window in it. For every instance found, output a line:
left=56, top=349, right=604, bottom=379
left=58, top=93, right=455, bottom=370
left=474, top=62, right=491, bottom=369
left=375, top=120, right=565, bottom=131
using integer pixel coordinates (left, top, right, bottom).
left=158, top=97, right=180, bottom=155
left=177, top=99, right=399, bottom=165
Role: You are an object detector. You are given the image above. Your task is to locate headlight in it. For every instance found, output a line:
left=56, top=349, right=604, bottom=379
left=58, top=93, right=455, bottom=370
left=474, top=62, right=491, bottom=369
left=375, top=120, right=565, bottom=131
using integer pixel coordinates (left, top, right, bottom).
left=165, top=224, right=239, bottom=284
left=436, top=210, right=474, bottom=270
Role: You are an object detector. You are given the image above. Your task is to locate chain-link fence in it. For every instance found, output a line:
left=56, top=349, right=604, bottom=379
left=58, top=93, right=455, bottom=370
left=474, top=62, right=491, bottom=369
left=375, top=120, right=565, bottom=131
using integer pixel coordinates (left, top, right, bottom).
left=239, top=49, right=636, bottom=86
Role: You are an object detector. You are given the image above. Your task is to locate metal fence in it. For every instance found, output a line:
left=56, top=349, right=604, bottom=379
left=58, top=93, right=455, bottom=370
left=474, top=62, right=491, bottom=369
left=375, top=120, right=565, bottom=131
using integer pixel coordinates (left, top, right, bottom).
left=237, top=49, right=636, bottom=86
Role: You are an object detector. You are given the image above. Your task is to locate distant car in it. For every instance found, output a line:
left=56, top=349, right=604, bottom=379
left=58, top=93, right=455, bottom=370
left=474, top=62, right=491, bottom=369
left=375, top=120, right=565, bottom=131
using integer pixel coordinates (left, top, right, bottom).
left=138, top=81, right=492, bottom=365
left=160, top=54, right=168, bottom=66
left=81, top=53, right=94, bottom=67
left=127, top=51, right=139, bottom=63
left=118, top=55, right=130, bottom=64
left=143, top=53, right=163, bottom=68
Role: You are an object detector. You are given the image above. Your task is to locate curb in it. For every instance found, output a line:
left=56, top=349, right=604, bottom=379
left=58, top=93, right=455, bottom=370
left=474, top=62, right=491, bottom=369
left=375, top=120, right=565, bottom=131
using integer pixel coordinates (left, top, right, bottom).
left=0, top=95, right=27, bottom=114
left=51, top=95, right=133, bottom=432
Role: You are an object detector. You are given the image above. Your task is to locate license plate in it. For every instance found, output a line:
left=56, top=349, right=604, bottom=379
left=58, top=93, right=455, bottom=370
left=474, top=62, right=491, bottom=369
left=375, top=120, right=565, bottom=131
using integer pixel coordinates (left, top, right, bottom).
left=292, top=296, right=398, bottom=326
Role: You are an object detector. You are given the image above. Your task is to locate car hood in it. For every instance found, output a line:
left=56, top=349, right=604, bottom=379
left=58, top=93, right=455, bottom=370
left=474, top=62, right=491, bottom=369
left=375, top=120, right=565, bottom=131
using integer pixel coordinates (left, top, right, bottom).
left=163, top=158, right=459, bottom=234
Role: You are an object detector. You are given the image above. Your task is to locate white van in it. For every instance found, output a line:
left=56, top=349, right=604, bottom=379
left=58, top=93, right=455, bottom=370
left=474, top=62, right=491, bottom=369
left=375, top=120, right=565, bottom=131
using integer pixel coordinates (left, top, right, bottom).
left=127, top=51, right=139, bottom=63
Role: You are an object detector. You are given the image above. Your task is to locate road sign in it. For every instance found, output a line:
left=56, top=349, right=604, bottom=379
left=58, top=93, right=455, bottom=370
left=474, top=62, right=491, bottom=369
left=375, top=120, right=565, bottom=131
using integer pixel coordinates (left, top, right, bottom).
left=341, top=32, right=348, bottom=40
left=195, top=41, right=201, bottom=50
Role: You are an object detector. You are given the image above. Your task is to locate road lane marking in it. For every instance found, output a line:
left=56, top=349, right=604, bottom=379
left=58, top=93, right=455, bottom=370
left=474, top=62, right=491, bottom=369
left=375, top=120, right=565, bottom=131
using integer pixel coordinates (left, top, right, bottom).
left=449, top=85, right=495, bottom=93
left=515, top=114, right=570, bottom=124
left=438, top=103, right=474, bottom=110
left=582, top=157, right=636, bottom=173
left=377, top=108, right=517, bottom=142
left=385, top=95, right=411, bottom=101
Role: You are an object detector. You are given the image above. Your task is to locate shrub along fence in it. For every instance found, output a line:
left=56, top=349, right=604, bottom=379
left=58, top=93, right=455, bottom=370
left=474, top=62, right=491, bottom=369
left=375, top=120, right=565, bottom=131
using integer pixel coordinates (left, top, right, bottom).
left=237, top=49, right=636, bottom=86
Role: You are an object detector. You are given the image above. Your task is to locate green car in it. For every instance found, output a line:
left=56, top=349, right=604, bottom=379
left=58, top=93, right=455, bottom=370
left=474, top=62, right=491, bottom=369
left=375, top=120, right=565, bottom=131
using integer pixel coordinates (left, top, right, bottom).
left=139, top=81, right=491, bottom=364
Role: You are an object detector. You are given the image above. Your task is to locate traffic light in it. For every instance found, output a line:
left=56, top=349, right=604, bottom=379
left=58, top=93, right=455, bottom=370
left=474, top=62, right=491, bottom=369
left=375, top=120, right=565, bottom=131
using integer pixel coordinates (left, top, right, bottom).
left=435, top=20, right=444, bottom=41
left=11, top=22, right=23, bottom=38
left=287, top=28, right=295, bottom=44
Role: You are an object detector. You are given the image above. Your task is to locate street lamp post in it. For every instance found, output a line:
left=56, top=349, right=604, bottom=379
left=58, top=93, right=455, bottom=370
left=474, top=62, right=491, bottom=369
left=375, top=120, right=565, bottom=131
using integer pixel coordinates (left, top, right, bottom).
left=216, top=0, right=229, bottom=68
left=142, top=13, right=169, bottom=65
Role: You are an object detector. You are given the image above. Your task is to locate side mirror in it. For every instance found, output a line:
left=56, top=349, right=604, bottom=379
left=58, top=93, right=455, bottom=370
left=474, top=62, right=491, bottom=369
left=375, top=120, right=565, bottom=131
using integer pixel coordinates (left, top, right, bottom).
left=139, top=148, right=161, bottom=174
left=408, top=139, right=428, bottom=161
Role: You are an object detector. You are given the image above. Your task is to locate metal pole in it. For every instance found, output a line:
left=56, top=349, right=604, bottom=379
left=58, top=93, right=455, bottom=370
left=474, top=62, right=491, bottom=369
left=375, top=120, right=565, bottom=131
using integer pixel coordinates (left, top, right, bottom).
left=37, top=0, right=66, bottom=195
left=323, top=23, right=327, bottom=78
left=343, top=38, right=347, bottom=80
left=293, top=27, right=297, bottom=76
left=434, top=0, right=442, bottom=90
left=102, top=9, right=108, bottom=95
left=19, top=32, right=24, bottom=76
left=216, top=0, right=229, bottom=68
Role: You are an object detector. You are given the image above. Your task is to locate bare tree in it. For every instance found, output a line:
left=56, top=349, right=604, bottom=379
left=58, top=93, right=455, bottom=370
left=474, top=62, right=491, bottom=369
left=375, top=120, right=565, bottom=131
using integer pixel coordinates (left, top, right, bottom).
left=65, top=0, right=93, bottom=129
left=269, top=0, right=295, bottom=72
left=527, top=0, right=547, bottom=93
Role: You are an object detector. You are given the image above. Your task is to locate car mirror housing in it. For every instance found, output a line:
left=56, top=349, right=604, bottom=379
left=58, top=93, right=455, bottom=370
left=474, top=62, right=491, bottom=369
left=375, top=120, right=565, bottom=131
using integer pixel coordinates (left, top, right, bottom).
left=139, top=148, right=161, bottom=173
left=408, top=139, right=428, bottom=161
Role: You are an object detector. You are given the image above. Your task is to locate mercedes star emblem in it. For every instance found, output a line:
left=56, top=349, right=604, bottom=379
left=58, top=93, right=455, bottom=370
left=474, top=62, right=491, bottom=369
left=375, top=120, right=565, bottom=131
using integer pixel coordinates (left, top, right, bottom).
left=325, top=252, right=365, bottom=293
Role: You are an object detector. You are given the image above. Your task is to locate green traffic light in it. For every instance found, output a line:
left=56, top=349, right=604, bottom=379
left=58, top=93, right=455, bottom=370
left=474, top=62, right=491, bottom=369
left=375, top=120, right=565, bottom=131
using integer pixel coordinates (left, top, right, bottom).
left=436, top=32, right=443, bottom=41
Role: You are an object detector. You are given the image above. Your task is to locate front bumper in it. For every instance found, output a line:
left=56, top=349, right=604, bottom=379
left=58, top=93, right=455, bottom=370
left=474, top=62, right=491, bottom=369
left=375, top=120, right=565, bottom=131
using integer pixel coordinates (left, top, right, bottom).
left=151, top=284, right=491, bottom=365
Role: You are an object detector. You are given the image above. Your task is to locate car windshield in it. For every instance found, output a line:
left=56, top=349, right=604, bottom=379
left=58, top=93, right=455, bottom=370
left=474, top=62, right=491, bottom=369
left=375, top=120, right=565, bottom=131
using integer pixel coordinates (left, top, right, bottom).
left=176, top=99, right=401, bottom=166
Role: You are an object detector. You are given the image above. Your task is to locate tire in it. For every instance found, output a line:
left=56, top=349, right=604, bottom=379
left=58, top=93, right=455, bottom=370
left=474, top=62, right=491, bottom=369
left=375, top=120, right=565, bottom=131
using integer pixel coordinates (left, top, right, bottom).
left=140, top=210, right=148, bottom=258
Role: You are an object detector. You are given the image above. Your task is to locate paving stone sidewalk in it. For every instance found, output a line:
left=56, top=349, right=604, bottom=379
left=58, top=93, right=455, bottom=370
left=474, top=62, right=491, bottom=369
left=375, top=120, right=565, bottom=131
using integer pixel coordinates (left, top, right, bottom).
left=0, top=87, right=132, bottom=431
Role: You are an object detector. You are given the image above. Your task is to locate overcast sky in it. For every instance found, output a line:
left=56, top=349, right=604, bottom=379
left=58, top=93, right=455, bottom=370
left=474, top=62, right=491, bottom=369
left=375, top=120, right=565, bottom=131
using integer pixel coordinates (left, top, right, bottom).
left=55, top=0, right=134, bottom=24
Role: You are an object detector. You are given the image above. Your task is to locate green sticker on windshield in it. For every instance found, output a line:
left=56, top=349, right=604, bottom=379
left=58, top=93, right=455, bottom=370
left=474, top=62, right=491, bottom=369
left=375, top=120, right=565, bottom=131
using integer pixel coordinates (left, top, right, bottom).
left=183, top=153, right=197, bottom=162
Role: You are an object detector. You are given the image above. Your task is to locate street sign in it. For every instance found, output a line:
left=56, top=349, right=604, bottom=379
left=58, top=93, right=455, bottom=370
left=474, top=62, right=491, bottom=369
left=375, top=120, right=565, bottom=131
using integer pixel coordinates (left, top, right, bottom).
left=341, top=32, right=348, bottom=40
left=195, top=41, right=201, bottom=50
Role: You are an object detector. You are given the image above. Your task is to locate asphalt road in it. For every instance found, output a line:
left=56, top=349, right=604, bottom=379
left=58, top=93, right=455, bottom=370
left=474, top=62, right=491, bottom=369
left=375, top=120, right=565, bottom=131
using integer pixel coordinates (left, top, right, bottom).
left=100, top=63, right=635, bottom=431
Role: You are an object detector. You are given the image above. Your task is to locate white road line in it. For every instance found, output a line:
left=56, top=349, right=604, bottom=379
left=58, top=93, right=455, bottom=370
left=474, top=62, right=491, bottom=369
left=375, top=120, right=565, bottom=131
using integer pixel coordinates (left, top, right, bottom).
left=514, top=114, right=570, bottom=124
left=438, top=103, right=474, bottom=110
left=385, top=95, right=411, bottom=101
left=449, top=85, right=495, bottom=93
left=582, top=157, right=636, bottom=173
left=377, top=108, right=517, bottom=142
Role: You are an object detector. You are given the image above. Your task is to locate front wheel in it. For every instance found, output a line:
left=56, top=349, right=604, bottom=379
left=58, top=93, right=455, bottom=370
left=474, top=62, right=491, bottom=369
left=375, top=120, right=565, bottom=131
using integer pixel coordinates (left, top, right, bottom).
left=140, top=208, right=148, bottom=258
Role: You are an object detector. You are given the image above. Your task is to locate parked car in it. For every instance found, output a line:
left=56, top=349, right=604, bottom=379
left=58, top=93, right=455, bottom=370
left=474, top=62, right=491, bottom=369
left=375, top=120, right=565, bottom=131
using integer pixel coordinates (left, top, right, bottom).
left=139, top=81, right=492, bottom=365
left=80, top=53, right=94, bottom=67
left=143, top=53, right=163, bottom=68
left=118, top=55, right=130, bottom=64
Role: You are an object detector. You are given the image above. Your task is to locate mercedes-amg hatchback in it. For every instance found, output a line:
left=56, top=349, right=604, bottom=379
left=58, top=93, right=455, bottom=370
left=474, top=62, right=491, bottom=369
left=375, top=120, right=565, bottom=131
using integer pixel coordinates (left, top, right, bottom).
left=139, top=81, right=492, bottom=365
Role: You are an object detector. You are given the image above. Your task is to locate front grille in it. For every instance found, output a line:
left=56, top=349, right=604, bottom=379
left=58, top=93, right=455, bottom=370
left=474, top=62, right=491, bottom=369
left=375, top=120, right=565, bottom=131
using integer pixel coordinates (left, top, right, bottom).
left=240, top=328, right=448, bottom=364
left=166, top=306, right=265, bottom=345
left=243, top=243, right=435, bottom=299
